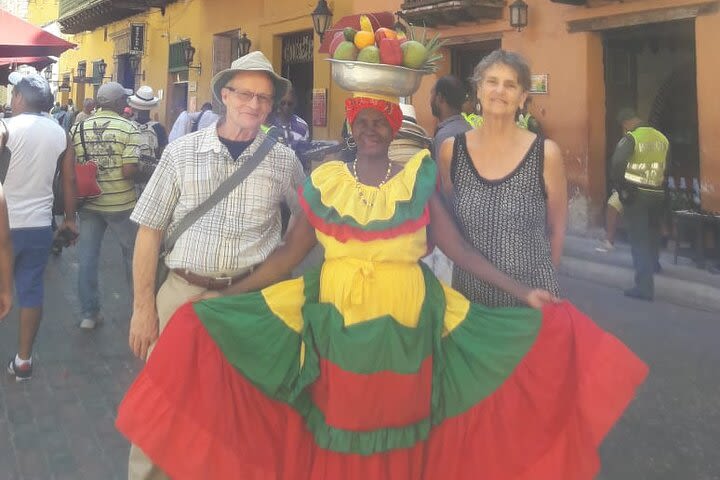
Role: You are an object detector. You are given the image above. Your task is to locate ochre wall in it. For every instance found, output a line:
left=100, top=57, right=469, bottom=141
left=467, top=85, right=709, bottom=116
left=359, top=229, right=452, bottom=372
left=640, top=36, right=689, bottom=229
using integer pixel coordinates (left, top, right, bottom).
left=696, top=9, right=720, bottom=213
left=55, top=0, right=719, bottom=217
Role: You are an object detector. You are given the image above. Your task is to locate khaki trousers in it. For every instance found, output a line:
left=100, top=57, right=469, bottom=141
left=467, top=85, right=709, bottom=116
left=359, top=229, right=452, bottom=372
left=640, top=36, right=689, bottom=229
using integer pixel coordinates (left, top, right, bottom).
left=127, top=271, right=210, bottom=480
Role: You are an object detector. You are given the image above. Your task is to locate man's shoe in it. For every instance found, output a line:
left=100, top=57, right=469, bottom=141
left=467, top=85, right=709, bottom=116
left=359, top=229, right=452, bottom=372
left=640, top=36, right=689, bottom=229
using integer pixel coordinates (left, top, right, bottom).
left=624, top=288, right=653, bottom=301
left=7, top=356, right=32, bottom=382
left=79, top=313, right=102, bottom=330
left=595, top=239, right=615, bottom=252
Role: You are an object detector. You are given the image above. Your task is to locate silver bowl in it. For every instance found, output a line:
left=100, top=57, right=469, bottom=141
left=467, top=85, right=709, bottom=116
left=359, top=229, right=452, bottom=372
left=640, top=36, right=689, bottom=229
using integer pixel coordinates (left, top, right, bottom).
left=327, top=59, right=429, bottom=97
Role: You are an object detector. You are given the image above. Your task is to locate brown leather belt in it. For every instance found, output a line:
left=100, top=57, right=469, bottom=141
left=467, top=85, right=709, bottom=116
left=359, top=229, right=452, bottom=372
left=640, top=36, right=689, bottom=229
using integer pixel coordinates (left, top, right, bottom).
left=173, top=268, right=253, bottom=291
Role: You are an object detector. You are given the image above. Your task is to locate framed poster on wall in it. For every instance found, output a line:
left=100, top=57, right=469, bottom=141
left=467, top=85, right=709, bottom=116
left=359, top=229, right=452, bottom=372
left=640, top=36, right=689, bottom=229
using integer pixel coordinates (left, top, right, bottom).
left=530, top=74, right=549, bottom=94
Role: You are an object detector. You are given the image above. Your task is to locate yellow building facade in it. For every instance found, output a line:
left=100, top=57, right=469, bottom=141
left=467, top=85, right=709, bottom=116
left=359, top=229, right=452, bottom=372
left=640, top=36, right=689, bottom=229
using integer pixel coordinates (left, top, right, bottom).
left=55, top=0, right=720, bottom=228
left=57, top=0, right=355, bottom=141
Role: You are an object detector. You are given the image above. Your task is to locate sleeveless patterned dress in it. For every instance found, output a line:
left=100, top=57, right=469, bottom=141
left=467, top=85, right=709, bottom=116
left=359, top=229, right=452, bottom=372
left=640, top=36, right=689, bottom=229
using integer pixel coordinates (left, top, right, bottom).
left=116, top=150, right=646, bottom=480
left=451, top=133, right=561, bottom=307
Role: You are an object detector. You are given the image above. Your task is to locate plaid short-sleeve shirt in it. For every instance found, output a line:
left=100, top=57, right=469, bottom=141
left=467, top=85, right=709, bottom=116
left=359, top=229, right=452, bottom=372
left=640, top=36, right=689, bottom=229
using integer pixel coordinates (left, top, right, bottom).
left=131, top=124, right=305, bottom=274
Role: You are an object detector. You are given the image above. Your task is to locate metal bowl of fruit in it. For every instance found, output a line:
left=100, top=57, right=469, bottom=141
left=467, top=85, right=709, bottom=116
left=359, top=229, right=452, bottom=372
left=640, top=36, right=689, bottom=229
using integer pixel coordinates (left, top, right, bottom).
left=327, top=59, right=430, bottom=97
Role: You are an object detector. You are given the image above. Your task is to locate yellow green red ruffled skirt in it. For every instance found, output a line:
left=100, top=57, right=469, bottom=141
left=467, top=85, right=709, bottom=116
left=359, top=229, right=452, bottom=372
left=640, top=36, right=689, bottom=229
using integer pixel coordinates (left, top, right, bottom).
left=116, top=265, right=647, bottom=479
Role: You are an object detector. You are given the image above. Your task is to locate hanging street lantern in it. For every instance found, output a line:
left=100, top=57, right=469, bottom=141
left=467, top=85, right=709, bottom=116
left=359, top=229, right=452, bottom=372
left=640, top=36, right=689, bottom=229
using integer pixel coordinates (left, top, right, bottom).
left=97, top=59, right=107, bottom=77
left=509, top=0, right=529, bottom=32
left=183, top=42, right=196, bottom=67
left=43, top=67, right=52, bottom=81
left=311, top=0, right=333, bottom=41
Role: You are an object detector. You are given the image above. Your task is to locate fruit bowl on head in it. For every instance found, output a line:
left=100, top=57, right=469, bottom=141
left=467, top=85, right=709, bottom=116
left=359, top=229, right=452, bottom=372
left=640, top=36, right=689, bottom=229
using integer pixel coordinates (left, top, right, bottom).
left=327, top=59, right=431, bottom=98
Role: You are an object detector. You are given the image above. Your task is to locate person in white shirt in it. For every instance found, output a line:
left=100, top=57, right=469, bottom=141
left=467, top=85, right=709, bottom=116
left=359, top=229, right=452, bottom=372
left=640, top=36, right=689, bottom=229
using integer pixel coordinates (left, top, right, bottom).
left=3, top=72, right=78, bottom=382
left=167, top=102, right=219, bottom=143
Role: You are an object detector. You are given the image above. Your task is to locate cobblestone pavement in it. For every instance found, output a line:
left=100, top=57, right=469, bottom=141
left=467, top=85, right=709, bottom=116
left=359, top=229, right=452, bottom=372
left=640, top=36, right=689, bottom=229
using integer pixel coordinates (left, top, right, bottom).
left=0, top=237, right=140, bottom=480
left=1, top=237, right=718, bottom=479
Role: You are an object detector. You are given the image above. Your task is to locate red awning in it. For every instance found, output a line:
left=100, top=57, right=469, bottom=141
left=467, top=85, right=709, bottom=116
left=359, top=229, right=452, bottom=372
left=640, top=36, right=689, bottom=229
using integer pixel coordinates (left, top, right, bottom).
left=318, top=11, right=395, bottom=54
left=0, top=8, right=76, bottom=58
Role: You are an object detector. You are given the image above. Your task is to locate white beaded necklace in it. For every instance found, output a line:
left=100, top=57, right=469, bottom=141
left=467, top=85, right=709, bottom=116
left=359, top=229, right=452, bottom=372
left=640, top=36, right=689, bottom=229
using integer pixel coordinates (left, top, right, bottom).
left=352, top=158, right=393, bottom=207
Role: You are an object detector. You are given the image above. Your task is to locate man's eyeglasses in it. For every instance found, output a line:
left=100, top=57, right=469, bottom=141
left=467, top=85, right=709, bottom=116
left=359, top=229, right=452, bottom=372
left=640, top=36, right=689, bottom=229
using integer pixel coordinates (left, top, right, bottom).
left=223, top=86, right=273, bottom=106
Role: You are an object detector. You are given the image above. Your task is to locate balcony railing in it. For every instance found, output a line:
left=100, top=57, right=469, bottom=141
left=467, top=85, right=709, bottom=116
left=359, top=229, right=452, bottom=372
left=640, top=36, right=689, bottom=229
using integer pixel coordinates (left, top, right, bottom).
left=59, top=0, right=175, bottom=34
left=400, top=0, right=505, bottom=27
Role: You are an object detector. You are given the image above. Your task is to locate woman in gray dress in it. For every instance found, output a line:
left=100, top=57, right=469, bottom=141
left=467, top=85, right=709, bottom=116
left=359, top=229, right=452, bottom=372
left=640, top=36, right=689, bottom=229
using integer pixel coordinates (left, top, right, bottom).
left=437, top=50, right=568, bottom=307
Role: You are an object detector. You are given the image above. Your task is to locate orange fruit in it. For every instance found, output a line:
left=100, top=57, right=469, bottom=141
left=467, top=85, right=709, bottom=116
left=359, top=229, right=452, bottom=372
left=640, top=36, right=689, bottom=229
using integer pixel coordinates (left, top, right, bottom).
left=354, top=31, right=375, bottom=50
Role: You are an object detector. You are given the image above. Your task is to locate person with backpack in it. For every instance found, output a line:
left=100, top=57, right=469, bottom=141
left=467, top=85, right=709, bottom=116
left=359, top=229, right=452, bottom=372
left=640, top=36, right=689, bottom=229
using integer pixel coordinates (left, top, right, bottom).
left=167, top=102, right=218, bottom=143
left=128, top=86, right=168, bottom=188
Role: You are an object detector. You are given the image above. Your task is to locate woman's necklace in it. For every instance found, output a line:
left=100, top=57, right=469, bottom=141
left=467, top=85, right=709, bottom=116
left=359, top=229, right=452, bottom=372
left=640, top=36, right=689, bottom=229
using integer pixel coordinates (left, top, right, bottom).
left=352, top=158, right=393, bottom=207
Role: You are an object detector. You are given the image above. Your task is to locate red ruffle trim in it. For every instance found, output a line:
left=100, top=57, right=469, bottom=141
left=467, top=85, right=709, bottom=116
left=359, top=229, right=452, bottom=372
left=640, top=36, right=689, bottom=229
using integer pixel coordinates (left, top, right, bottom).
left=116, top=302, right=647, bottom=480
left=298, top=185, right=430, bottom=243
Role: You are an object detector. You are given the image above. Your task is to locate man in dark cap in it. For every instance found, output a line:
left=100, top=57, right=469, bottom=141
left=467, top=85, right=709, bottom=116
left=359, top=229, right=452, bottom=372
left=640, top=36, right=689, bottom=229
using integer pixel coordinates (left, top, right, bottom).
left=610, top=108, right=669, bottom=301
left=70, top=81, right=140, bottom=330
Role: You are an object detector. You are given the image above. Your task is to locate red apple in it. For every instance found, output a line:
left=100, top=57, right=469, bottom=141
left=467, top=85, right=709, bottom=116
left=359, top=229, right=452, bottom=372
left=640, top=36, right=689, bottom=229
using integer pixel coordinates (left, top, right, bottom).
left=329, top=31, right=346, bottom=56
left=374, top=27, right=397, bottom=47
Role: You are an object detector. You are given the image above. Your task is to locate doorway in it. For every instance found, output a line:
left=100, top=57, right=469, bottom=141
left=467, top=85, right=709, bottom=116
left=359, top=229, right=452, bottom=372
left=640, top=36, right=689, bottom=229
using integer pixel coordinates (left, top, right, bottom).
left=450, top=39, right=502, bottom=106
left=281, top=31, right=314, bottom=133
left=603, top=20, right=698, bottom=193
left=167, top=81, right=188, bottom=132
left=116, top=53, right=136, bottom=91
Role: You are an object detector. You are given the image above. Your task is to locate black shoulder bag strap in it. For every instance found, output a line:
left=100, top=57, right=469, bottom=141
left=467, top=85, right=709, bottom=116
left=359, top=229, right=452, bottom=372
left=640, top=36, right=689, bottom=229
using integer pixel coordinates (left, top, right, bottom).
left=163, top=135, right=276, bottom=255
left=78, top=121, right=88, bottom=163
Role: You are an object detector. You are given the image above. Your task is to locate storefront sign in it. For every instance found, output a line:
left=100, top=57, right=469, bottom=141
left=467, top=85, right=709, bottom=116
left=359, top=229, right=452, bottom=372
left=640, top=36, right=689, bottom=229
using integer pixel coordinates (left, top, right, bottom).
left=282, top=32, right=313, bottom=65
left=130, top=24, right=145, bottom=53
left=58, top=85, right=71, bottom=93
left=312, top=88, right=327, bottom=127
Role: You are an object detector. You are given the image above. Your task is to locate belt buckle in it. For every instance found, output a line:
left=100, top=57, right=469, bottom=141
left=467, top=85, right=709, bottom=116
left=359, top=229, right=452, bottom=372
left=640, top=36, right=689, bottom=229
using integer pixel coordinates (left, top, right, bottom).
left=214, top=275, right=234, bottom=288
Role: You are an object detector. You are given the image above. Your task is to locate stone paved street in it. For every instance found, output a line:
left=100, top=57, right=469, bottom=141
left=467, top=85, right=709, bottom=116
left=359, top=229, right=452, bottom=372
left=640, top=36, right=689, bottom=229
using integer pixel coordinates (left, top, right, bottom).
left=0, top=236, right=718, bottom=479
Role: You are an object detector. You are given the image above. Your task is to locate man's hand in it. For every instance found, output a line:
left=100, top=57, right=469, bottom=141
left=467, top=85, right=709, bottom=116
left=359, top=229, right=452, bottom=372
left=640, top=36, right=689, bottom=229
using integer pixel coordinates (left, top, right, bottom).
left=58, top=218, right=80, bottom=245
left=0, top=289, right=12, bottom=320
left=129, top=307, right=159, bottom=361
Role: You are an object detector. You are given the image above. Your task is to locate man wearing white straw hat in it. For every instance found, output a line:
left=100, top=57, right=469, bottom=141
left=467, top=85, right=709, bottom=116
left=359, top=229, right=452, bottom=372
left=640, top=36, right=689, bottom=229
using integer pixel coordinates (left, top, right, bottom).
left=126, top=51, right=305, bottom=480
left=128, top=86, right=168, bottom=188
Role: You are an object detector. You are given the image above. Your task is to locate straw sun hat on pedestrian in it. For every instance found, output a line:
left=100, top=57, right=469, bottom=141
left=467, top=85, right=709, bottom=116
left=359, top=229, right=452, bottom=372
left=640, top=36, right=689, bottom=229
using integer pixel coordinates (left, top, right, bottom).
left=210, top=51, right=291, bottom=105
left=128, top=85, right=160, bottom=110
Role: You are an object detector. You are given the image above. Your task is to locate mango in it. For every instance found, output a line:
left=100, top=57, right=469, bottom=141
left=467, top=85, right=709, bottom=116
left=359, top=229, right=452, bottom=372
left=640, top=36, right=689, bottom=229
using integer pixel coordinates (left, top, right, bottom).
left=354, top=30, right=375, bottom=50
left=401, top=40, right=427, bottom=69
left=333, top=41, right=359, bottom=61
left=357, top=45, right=380, bottom=63
left=343, top=27, right=357, bottom=42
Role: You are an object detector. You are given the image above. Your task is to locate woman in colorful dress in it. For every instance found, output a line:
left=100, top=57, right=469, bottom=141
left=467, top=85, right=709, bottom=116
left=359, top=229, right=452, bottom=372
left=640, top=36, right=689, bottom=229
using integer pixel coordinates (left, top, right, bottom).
left=116, top=89, right=647, bottom=479
left=438, top=50, right=566, bottom=307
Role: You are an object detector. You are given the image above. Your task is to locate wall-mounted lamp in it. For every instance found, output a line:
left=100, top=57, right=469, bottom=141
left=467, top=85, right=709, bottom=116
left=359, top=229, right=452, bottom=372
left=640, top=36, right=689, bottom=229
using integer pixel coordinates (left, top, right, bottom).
left=183, top=42, right=202, bottom=73
left=76, top=61, right=86, bottom=79
left=509, top=0, right=529, bottom=32
left=95, top=59, right=113, bottom=82
left=311, top=0, right=333, bottom=41
left=43, top=67, right=53, bottom=82
left=237, top=32, right=252, bottom=58
left=128, top=54, right=145, bottom=81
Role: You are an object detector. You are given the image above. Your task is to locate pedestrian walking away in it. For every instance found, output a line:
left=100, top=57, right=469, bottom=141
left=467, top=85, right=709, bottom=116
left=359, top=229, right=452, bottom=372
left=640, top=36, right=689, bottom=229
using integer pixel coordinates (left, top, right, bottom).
left=115, top=32, right=647, bottom=480
left=128, top=85, right=168, bottom=189
left=167, top=102, right=219, bottom=143
left=70, top=81, right=140, bottom=330
left=610, top=108, right=670, bottom=301
left=124, top=50, right=304, bottom=480
left=2, top=72, right=78, bottom=382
